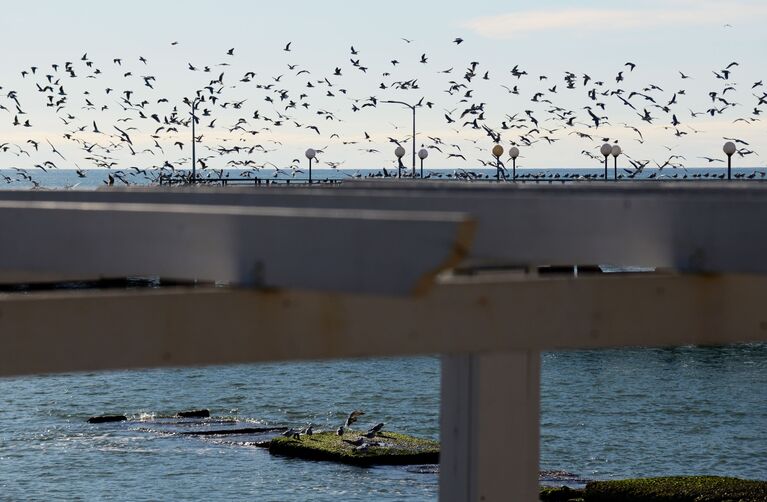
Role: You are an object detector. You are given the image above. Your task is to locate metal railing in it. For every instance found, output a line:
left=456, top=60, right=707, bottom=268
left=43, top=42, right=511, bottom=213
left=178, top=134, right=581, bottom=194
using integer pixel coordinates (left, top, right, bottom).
left=156, top=171, right=767, bottom=187
left=158, top=176, right=343, bottom=186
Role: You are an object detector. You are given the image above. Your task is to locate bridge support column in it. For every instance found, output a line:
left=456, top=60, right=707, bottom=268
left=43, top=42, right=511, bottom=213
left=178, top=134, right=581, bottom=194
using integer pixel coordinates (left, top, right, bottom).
left=440, top=350, right=541, bottom=501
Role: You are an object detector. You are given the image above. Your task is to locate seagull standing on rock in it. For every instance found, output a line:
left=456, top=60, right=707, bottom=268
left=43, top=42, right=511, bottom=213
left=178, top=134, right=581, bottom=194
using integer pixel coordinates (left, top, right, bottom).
left=282, top=428, right=301, bottom=440
left=342, top=437, right=365, bottom=447
left=363, top=422, right=385, bottom=438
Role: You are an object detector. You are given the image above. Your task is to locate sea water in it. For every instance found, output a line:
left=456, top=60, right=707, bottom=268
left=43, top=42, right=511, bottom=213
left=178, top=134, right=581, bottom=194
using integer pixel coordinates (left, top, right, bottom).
left=1, top=346, right=765, bottom=500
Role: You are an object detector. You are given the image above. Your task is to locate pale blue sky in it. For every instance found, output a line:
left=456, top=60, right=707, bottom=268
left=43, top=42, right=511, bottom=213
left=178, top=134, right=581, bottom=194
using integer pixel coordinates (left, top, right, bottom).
left=0, top=0, right=765, bottom=172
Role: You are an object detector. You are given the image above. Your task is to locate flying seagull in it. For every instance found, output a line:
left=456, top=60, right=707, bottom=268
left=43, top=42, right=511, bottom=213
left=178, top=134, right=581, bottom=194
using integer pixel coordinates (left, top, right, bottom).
left=345, top=410, right=365, bottom=427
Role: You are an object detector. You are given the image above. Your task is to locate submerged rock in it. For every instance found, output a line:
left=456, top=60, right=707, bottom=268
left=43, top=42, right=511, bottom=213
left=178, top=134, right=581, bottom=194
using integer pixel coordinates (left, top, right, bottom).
left=180, top=426, right=287, bottom=436
left=176, top=409, right=210, bottom=418
left=87, top=415, right=127, bottom=424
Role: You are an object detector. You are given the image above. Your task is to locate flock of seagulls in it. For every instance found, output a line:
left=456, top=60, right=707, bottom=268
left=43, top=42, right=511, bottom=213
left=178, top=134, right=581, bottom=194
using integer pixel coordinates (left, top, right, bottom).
left=0, top=36, right=764, bottom=187
left=281, top=410, right=386, bottom=452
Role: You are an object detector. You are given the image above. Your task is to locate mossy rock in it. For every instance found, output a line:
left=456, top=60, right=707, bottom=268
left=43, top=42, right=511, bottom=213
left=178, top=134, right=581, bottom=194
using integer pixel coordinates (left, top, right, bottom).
left=539, top=485, right=585, bottom=501
left=269, top=431, right=439, bottom=466
left=584, top=476, right=767, bottom=501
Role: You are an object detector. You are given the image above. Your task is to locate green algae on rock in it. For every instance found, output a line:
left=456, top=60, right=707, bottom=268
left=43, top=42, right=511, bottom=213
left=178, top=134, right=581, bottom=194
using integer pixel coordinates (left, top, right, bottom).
left=268, top=431, right=439, bottom=466
left=539, top=485, right=585, bottom=501
left=584, top=476, right=767, bottom=501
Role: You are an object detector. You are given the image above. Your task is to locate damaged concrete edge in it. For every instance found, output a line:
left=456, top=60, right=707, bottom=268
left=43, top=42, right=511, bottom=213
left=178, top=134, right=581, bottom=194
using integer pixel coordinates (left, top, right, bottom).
left=412, top=217, right=477, bottom=297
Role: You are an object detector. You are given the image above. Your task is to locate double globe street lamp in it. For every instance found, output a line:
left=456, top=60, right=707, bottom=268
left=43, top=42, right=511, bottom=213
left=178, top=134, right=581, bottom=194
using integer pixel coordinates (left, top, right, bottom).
left=393, top=145, right=426, bottom=179
left=600, top=143, right=622, bottom=181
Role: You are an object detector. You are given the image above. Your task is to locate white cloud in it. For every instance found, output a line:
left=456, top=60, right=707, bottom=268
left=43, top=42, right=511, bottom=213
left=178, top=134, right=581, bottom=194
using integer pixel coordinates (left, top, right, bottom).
left=463, top=2, right=767, bottom=39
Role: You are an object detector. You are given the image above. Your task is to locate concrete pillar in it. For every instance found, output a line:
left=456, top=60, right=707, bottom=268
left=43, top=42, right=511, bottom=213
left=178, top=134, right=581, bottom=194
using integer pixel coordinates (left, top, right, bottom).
left=440, top=351, right=541, bottom=501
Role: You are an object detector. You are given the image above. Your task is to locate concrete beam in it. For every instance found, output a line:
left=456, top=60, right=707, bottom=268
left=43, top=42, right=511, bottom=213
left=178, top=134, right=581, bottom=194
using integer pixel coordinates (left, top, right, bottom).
left=0, top=200, right=472, bottom=295
left=0, top=273, right=766, bottom=377
left=3, top=183, right=767, bottom=273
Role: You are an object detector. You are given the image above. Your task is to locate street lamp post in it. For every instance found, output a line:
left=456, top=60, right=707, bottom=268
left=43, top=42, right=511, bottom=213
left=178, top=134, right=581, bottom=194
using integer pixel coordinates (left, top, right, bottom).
left=611, top=145, right=622, bottom=181
left=600, top=143, right=612, bottom=180
left=509, top=146, right=520, bottom=182
left=492, top=144, right=504, bottom=181
left=382, top=100, right=420, bottom=177
left=305, top=148, right=316, bottom=184
left=394, top=145, right=406, bottom=179
left=723, top=141, right=736, bottom=180
left=190, top=97, right=201, bottom=184
left=418, top=148, right=429, bottom=178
